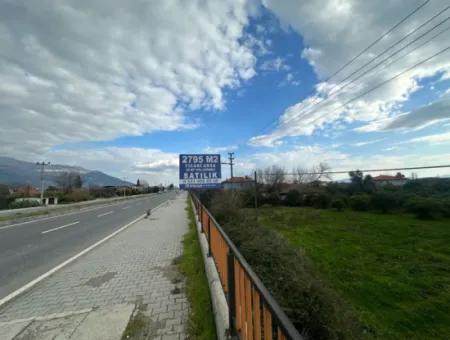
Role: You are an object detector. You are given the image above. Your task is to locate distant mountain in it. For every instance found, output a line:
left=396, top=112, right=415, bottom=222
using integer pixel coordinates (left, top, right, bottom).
left=0, top=157, right=131, bottom=188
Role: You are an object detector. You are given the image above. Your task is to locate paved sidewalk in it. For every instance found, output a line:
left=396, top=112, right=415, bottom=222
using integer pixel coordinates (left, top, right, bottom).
left=0, top=192, right=189, bottom=339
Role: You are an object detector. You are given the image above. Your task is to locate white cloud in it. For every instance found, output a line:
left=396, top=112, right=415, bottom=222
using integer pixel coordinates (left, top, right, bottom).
left=238, top=145, right=450, bottom=179
left=352, top=138, right=385, bottom=147
left=357, top=95, right=450, bottom=132
left=45, top=147, right=179, bottom=185
left=0, top=0, right=258, bottom=158
left=400, top=130, right=450, bottom=144
left=251, top=0, right=450, bottom=146
left=203, top=145, right=238, bottom=153
left=260, top=57, right=290, bottom=71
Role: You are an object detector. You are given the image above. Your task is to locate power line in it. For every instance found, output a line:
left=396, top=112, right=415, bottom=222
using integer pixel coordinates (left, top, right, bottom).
left=255, top=6, right=450, bottom=139
left=279, top=45, right=450, bottom=134
left=263, top=164, right=450, bottom=176
left=249, top=0, right=432, bottom=140
left=324, top=0, right=431, bottom=82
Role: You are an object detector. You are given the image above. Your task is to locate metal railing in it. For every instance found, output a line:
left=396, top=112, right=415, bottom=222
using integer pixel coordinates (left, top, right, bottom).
left=191, top=193, right=302, bottom=340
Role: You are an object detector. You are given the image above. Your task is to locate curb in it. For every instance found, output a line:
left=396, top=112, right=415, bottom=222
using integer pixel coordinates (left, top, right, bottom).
left=190, top=199, right=229, bottom=340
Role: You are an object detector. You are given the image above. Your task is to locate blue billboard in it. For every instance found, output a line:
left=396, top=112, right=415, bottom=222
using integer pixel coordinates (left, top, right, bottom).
left=179, top=154, right=222, bottom=189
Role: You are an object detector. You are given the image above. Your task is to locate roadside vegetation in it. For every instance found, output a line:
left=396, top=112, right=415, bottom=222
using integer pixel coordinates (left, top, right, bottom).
left=0, top=172, right=170, bottom=211
left=195, top=170, right=450, bottom=339
left=259, top=206, right=450, bottom=339
left=177, top=199, right=216, bottom=340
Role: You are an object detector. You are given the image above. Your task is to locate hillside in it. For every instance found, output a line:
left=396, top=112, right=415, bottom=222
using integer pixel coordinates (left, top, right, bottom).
left=0, top=157, right=131, bottom=188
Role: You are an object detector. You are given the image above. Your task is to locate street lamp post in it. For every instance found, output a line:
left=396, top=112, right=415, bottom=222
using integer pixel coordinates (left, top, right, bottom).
left=36, top=162, right=50, bottom=205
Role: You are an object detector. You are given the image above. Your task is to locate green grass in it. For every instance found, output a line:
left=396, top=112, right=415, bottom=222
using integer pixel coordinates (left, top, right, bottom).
left=258, top=207, right=450, bottom=340
left=177, top=199, right=217, bottom=339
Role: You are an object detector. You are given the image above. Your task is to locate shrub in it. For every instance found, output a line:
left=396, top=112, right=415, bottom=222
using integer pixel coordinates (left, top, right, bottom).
left=60, top=190, right=91, bottom=203
left=312, top=193, right=332, bottom=209
left=405, top=196, right=443, bottom=219
left=371, top=192, right=398, bottom=213
left=285, top=190, right=302, bottom=206
left=265, top=192, right=282, bottom=206
left=8, top=199, right=40, bottom=209
left=331, top=198, right=345, bottom=211
left=221, top=218, right=362, bottom=339
left=209, top=190, right=243, bottom=224
left=349, top=194, right=371, bottom=211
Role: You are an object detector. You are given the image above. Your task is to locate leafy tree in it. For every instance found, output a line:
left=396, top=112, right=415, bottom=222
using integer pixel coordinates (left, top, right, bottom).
left=349, top=170, right=363, bottom=192
left=362, top=175, right=376, bottom=193
left=137, top=179, right=141, bottom=186
left=285, top=190, right=302, bottom=206
left=371, top=192, right=397, bottom=213
left=331, top=198, right=345, bottom=211
left=349, top=194, right=371, bottom=211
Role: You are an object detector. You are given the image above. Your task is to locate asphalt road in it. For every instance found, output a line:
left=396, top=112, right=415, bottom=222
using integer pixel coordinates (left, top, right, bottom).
left=0, top=192, right=175, bottom=300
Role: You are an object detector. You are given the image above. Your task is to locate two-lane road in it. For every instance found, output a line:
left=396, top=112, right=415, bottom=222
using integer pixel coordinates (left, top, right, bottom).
left=0, top=192, right=175, bottom=300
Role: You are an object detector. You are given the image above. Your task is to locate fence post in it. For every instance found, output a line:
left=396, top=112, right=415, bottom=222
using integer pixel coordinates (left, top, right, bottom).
left=199, top=204, right=203, bottom=232
left=227, top=252, right=237, bottom=337
left=207, top=217, right=212, bottom=257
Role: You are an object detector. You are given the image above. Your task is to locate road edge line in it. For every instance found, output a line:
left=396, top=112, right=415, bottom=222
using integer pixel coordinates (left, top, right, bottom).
left=0, top=214, right=146, bottom=309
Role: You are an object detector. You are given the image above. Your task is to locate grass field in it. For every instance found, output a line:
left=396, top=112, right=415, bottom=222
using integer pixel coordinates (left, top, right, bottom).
left=258, top=207, right=450, bottom=340
left=177, top=200, right=216, bottom=340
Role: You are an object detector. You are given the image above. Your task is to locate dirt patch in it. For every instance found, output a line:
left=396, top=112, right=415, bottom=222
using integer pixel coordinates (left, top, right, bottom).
left=121, top=297, right=165, bottom=340
left=84, top=272, right=117, bottom=288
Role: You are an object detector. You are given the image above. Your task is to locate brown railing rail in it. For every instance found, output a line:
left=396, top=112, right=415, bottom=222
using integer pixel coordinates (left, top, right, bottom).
left=191, top=193, right=302, bottom=340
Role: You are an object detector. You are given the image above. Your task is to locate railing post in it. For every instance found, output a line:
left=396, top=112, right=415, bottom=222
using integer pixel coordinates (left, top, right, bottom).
left=227, top=252, right=237, bottom=337
left=207, top=217, right=212, bottom=257
left=199, top=204, right=203, bottom=232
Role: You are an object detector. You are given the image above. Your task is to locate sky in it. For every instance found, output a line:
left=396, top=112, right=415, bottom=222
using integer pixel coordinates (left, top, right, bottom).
left=0, top=0, right=450, bottom=185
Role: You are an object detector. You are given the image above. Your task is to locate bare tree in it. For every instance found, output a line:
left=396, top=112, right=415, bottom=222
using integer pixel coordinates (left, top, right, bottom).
left=55, top=172, right=82, bottom=193
left=312, top=162, right=332, bottom=181
left=263, top=165, right=285, bottom=192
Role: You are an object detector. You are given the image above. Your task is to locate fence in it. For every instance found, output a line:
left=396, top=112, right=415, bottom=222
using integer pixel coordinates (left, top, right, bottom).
left=191, top=193, right=302, bottom=340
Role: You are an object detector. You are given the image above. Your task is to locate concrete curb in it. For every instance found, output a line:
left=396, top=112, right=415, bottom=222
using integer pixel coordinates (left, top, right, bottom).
left=190, top=199, right=229, bottom=340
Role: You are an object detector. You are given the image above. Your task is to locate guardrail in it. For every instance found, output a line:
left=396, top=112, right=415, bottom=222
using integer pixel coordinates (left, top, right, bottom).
left=191, top=193, right=302, bottom=340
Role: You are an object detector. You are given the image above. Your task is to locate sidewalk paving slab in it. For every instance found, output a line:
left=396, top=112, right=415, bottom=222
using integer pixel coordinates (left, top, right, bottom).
left=0, top=192, right=189, bottom=340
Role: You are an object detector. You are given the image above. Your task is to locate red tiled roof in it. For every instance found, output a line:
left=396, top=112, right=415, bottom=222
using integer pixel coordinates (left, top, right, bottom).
left=223, top=176, right=253, bottom=183
left=373, top=175, right=405, bottom=181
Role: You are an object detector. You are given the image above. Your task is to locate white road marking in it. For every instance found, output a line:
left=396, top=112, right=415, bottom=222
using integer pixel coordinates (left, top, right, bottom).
left=41, top=221, right=80, bottom=234
left=0, top=195, right=154, bottom=231
left=0, top=197, right=171, bottom=309
left=0, top=214, right=146, bottom=309
left=122, top=206, right=130, bottom=210
left=97, top=210, right=114, bottom=217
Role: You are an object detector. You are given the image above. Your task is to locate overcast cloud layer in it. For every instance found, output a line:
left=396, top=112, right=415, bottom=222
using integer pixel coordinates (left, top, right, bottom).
left=0, top=0, right=257, bottom=158
left=250, top=0, right=450, bottom=146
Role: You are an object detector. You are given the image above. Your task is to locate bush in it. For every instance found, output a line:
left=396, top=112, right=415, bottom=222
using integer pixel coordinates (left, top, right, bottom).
left=209, top=190, right=243, bottom=224
left=349, top=194, right=371, bottom=211
left=371, top=192, right=398, bottom=213
left=405, top=196, right=443, bottom=219
left=331, top=198, right=345, bottom=211
left=265, top=192, right=282, bottom=206
left=312, top=193, right=332, bottom=209
left=221, top=218, right=362, bottom=339
left=7, top=199, right=40, bottom=209
left=60, top=190, right=92, bottom=203
left=285, top=190, right=302, bottom=206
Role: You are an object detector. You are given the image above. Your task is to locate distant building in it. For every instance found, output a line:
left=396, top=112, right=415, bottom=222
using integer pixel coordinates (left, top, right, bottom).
left=222, top=176, right=254, bottom=190
left=14, top=185, right=40, bottom=197
left=373, top=172, right=408, bottom=187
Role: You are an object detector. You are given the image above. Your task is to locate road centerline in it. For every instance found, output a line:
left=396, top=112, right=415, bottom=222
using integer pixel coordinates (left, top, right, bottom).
left=97, top=210, right=114, bottom=217
left=41, top=221, right=80, bottom=234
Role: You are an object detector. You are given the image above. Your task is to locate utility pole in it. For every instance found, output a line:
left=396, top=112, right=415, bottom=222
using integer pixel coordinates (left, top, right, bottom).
left=228, top=152, right=235, bottom=179
left=36, top=161, right=50, bottom=205
left=254, top=170, right=258, bottom=226
left=221, top=152, right=236, bottom=180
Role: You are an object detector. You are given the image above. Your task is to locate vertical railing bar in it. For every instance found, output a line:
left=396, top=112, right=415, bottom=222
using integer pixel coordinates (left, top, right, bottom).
left=227, top=252, right=237, bottom=337
left=207, top=217, right=211, bottom=257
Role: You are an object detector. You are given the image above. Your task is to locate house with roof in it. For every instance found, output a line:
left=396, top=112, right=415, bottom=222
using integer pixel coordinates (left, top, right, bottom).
left=222, top=176, right=254, bottom=190
left=372, top=172, right=408, bottom=187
